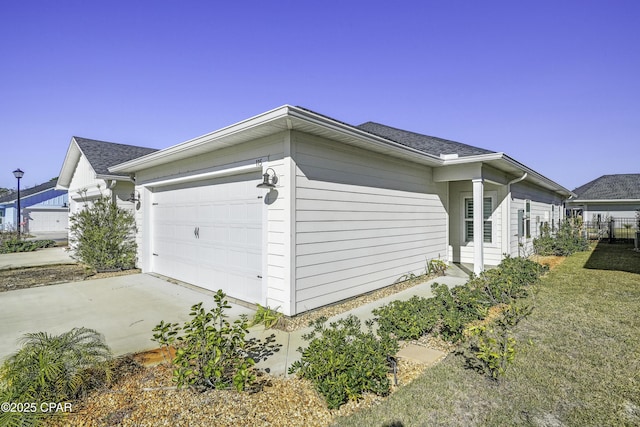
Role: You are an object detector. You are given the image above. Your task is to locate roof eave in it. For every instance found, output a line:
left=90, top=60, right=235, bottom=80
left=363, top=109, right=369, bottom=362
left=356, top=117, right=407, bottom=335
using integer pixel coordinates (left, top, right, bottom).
left=56, top=137, right=83, bottom=189
left=443, top=152, right=575, bottom=197
left=110, top=105, right=444, bottom=173
left=96, top=174, right=133, bottom=182
left=567, top=198, right=640, bottom=204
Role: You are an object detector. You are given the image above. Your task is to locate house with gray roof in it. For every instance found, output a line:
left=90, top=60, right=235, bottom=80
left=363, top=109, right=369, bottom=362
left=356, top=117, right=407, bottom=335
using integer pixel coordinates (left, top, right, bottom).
left=0, top=179, right=68, bottom=233
left=566, top=174, right=640, bottom=221
left=56, top=137, right=158, bottom=217
left=96, top=105, right=572, bottom=316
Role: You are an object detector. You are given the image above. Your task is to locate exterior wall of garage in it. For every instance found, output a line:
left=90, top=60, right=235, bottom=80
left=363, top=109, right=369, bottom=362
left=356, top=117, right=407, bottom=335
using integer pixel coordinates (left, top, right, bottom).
left=290, top=131, right=448, bottom=314
left=134, top=132, right=288, bottom=312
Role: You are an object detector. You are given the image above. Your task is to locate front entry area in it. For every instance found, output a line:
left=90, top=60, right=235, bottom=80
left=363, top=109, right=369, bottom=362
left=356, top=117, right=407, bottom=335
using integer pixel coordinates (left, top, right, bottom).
left=149, top=172, right=263, bottom=304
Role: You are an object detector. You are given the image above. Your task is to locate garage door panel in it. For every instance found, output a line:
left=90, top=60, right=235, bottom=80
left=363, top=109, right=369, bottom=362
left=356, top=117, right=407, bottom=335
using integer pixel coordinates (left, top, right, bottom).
left=151, top=172, right=263, bottom=303
left=24, top=209, right=69, bottom=233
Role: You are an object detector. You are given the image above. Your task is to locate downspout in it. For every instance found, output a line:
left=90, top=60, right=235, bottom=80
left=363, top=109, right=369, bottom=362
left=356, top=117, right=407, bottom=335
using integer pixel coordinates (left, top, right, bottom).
left=108, top=179, right=117, bottom=203
left=506, top=173, right=527, bottom=257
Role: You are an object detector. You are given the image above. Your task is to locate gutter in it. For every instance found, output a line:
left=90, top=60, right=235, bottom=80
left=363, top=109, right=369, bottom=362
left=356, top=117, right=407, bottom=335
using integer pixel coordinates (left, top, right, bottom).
left=566, top=199, right=640, bottom=204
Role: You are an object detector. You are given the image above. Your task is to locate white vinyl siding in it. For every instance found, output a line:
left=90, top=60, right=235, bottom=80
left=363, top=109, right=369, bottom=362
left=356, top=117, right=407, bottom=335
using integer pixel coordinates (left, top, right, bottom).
left=510, top=181, right=566, bottom=256
left=292, top=133, right=447, bottom=314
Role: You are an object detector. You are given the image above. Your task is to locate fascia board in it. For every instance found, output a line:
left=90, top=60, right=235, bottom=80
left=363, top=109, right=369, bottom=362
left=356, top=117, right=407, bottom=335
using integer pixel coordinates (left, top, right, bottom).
left=500, top=154, right=574, bottom=197
left=286, top=107, right=443, bottom=166
left=442, top=152, right=574, bottom=197
left=110, top=105, right=445, bottom=173
left=567, top=199, right=640, bottom=204
left=110, top=106, right=292, bottom=173
left=56, top=138, right=83, bottom=189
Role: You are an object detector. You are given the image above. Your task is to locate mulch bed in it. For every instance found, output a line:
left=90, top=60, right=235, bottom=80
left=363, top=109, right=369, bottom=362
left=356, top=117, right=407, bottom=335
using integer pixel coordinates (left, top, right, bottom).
left=11, top=258, right=566, bottom=426
left=0, top=265, right=141, bottom=292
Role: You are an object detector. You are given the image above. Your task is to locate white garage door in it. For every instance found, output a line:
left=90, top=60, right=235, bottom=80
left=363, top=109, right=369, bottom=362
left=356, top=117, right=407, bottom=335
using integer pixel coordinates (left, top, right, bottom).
left=24, top=209, right=69, bottom=233
left=150, top=172, right=264, bottom=303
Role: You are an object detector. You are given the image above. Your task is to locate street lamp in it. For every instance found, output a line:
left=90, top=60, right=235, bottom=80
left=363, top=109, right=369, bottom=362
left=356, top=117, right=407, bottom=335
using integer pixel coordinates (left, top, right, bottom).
left=12, top=168, right=24, bottom=237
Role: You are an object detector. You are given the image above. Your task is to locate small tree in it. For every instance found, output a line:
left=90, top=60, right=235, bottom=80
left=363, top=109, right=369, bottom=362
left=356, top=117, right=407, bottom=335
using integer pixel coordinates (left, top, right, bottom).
left=69, top=195, right=137, bottom=271
left=152, top=290, right=257, bottom=392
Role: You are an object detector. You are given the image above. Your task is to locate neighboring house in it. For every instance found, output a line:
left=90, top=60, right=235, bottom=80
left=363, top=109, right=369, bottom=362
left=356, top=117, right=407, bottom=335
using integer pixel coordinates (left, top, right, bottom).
left=56, top=137, right=159, bottom=216
left=0, top=180, right=68, bottom=233
left=90, top=105, right=573, bottom=316
left=566, top=174, right=640, bottom=222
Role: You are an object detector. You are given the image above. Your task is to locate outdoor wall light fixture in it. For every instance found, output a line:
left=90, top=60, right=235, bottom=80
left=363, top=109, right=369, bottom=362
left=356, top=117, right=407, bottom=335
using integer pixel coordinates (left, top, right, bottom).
left=128, top=191, right=141, bottom=203
left=257, top=168, right=278, bottom=189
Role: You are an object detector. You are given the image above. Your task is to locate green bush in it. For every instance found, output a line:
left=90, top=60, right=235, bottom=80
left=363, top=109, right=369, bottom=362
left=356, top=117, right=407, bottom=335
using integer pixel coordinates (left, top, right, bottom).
left=289, top=315, right=398, bottom=409
left=251, top=304, right=284, bottom=329
left=534, top=220, right=589, bottom=256
left=0, top=238, right=56, bottom=254
left=374, top=256, right=544, bottom=344
left=427, top=259, right=448, bottom=276
left=460, top=322, right=516, bottom=380
left=373, top=296, right=439, bottom=340
left=152, top=290, right=256, bottom=392
left=68, top=195, right=137, bottom=271
left=0, top=327, right=112, bottom=427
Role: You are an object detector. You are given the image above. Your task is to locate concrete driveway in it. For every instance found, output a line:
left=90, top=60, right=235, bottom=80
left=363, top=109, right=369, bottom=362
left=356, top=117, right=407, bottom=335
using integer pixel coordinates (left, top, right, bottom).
left=0, top=247, right=470, bottom=375
left=0, top=272, right=255, bottom=362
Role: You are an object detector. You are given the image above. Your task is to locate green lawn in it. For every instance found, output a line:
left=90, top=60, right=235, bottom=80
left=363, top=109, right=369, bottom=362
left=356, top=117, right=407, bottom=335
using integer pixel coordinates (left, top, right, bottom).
left=335, top=243, right=640, bottom=426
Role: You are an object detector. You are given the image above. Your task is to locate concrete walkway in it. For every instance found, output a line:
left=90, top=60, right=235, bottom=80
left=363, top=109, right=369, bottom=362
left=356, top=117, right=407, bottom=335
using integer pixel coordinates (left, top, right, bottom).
left=0, top=247, right=470, bottom=377
left=250, top=272, right=468, bottom=376
left=0, top=246, right=75, bottom=270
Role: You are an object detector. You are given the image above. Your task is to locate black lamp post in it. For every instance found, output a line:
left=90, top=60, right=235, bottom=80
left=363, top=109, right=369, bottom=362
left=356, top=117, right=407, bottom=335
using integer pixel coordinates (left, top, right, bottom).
left=13, top=168, right=24, bottom=237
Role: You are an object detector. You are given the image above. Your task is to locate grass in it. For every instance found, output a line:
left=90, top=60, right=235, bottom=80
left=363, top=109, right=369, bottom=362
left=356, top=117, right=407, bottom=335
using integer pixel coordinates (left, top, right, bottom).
left=334, top=243, right=640, bottom=426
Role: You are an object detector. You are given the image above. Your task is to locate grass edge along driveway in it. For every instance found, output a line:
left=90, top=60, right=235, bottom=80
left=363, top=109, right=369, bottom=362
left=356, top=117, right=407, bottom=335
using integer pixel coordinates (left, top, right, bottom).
left=335, top=243, right=640, bottom=427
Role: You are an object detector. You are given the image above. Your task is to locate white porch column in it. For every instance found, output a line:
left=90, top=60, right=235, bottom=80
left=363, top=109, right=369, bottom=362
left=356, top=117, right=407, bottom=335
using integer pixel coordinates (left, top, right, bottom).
left=472, top=178, right=484, bottom=274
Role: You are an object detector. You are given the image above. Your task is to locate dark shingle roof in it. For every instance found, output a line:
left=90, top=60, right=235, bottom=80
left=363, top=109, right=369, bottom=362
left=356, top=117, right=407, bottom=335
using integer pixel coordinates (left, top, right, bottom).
left=572, top=174, right=640, bottom=200
left=74, top=137, right=159, bottom=176
left=0, top=180, right=58, bottom=203
left=356, top=122, right=495, bottom=158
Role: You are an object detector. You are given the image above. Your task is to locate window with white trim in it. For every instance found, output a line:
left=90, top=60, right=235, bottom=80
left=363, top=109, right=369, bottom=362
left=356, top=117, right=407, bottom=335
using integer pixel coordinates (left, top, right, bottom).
left=464, top=196, right=493, bottom=243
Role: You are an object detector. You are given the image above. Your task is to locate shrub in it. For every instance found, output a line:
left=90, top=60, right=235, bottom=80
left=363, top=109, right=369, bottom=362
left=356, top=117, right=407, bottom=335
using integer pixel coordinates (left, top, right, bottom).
left=0, top=327, right=112, bottom=426
left=374, top=257, right=543, bottom=344
left=460, top=323, right=516, bottom=380
left=289, top=315, right=398, bottom=409
left=251, top=304, right=284, bottom=329
left=427, top=258, right=448, bottom=276
left=0, top=237, right=56, bottom=254
left=373, top=296, right=440, bottom=340
left=68, top=194, right=137, bottom=271
left=497, top=255, right=546, bottom=287
left=534, top=220, right=589, bottom=256
left=152, top=290, right=256, bottom=392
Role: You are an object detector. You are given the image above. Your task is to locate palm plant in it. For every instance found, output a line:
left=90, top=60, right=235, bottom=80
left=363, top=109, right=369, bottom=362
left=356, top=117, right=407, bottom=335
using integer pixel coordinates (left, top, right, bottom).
left=0, top=327, right=112, bottom=426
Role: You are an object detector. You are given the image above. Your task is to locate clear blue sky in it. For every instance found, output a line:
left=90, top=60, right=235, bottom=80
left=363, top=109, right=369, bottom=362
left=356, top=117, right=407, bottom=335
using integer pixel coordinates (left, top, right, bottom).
left=1, top=0, right=638, bottom=191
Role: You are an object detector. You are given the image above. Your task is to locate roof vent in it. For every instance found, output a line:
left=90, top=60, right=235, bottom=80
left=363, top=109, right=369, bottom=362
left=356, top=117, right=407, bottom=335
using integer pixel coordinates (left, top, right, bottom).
left=440, top=153, right=459, bottom=160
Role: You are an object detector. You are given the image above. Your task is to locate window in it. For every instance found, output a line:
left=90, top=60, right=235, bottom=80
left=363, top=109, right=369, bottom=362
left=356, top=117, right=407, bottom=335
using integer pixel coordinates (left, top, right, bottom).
left=464, top=197, right=493, bottom=243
